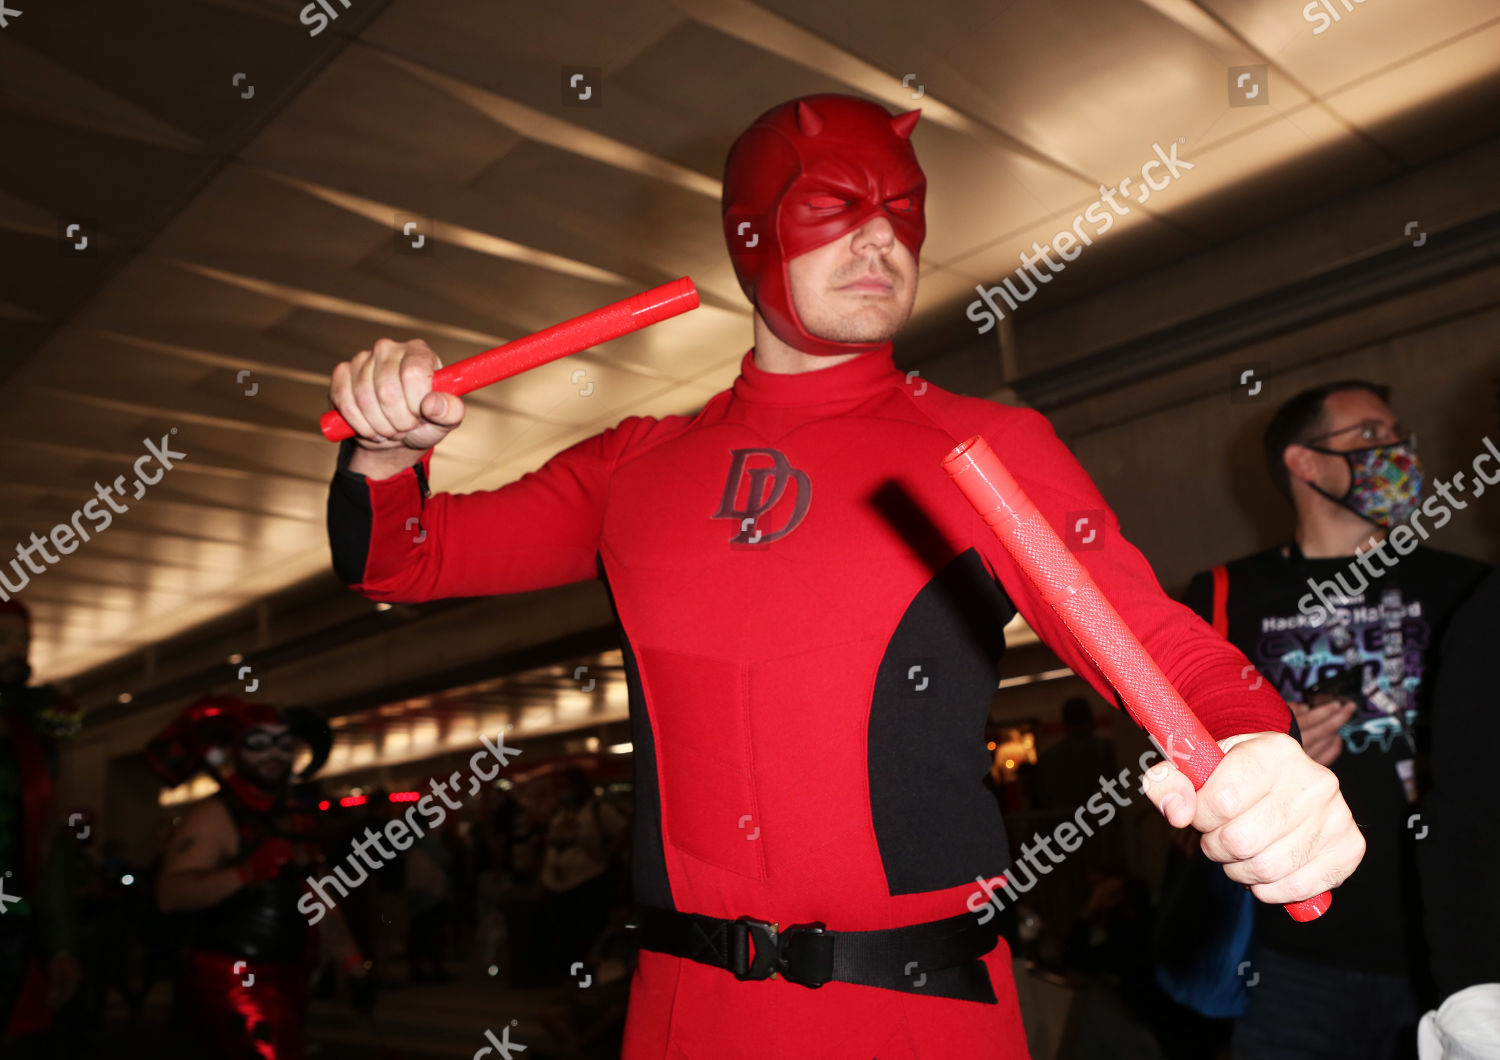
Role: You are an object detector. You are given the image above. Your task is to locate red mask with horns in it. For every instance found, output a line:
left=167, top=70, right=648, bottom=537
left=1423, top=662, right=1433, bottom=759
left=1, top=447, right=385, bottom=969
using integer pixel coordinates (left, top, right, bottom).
left=722, top=94, right=926, bottom=358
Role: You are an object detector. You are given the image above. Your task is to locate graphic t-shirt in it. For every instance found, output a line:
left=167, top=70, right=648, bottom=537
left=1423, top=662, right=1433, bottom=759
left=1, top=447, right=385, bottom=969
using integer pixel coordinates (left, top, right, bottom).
left=1183, top=543, right=1488, bottom=975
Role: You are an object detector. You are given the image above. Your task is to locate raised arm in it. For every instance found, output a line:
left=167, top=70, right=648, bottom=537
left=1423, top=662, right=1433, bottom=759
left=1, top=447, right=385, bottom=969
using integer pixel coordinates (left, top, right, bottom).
left=325, top=337, right=647, bottom=602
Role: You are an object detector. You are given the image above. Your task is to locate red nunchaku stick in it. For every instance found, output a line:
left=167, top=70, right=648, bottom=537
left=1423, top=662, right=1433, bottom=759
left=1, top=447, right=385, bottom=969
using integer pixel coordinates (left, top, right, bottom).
left=942, top=434, right=1331, bottom=922
left=320, top=277, right=700, bottom=442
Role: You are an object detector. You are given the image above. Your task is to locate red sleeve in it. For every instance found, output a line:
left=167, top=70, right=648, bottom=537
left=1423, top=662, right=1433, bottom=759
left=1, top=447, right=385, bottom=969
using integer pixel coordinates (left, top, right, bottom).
left=328, top=417, right=654, bottom=602
left=973, top=407, right=1292, bottom=742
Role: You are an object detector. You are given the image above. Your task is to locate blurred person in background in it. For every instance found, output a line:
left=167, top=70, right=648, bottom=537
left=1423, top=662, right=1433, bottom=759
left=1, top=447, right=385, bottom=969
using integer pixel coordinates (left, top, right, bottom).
left=0, top=598, right=82, bottom=1059
left=404, top=818, right=454, bottom=982
left=323, top=788, right=387, bottom=998
left=1183, top=380, right=1489, bottom=1059
left=540, top=767, right=627, bottom=986
left=1025, top=696, right=1121, bottom=969
left=442, top=813, right=476, bottom=969
left=1033, top=696, right=1117, bottom=813
left=135, top=821, right=191, bottom=1027
left=472, top=806, right=507, bottom=975
left=370, top=796, right=409, bottom=985
left=147, top=696, right=371, bottom=1059
left=59, top=827, right=151, bottom=1051
left=497, top=783, right=550, bottom=986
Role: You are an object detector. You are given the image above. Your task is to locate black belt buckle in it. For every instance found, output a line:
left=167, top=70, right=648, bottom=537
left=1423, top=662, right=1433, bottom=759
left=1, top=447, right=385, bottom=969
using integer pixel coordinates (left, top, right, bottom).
left=730, top=916, right=780, bottom=981
left=777, top=921, right=833, bottom=989
left=729, top=917, right=833, bottom=989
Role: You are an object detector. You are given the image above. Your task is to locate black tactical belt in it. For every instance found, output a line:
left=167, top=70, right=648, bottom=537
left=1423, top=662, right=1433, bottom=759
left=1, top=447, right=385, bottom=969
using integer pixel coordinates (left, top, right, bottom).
left=635, top=905, right=1001, bottom=1003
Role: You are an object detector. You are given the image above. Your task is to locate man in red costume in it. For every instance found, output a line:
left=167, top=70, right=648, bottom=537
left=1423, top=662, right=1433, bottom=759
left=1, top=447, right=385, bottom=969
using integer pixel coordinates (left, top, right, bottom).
left=149, top=697, right=369, bottom=1059
left=325, top=95, right=1364, bottom=1057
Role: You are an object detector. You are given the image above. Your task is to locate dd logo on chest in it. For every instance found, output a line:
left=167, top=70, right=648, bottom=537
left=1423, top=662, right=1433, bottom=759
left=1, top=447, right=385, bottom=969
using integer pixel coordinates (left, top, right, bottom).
left=712, top=448, right=811, bottom=546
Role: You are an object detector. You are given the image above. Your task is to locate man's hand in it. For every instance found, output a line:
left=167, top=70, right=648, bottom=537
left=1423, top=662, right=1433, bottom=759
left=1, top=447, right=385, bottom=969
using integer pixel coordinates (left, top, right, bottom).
left=328, top=338, right=466, bottom=455
left=1290, top=698, right=1356, bottom=766
left=1142, top=731, right=1365, bottom=905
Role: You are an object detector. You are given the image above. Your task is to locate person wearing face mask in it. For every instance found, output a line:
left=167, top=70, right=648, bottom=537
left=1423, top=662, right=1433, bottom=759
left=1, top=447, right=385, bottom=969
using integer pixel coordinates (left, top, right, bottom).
left=148, top=696, right=370, bottom=1059
left=0, top=599, right=82, bottom=1058
left=1182, top=380, right=1490, bottom=1060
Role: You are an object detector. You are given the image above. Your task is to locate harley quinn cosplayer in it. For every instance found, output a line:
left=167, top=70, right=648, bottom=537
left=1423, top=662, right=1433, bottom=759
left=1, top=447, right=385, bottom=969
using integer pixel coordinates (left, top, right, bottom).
left=148, top=697, right=369, bottom=1059
left=324, top=95, right=1364, bottom=1057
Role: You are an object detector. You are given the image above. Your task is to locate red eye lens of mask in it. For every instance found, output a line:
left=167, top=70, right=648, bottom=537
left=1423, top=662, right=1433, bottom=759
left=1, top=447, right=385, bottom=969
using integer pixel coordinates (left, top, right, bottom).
left=886, top=196, right=915, bottom=212
left=808, top=194, right=848, bottom=209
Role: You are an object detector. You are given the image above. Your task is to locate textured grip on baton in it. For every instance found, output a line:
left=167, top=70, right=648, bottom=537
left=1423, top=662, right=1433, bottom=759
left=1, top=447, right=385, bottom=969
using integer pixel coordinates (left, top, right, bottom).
left=320, top=277, right=700, bottom=442
left=941, top=435, right=1331, bottom=923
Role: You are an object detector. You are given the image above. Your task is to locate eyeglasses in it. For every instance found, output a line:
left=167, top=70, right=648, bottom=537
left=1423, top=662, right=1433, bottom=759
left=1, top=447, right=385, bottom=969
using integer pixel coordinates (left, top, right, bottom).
left=241, top=729, right=296, bottom=754
left=1303, top=419, right=1409, bottom=448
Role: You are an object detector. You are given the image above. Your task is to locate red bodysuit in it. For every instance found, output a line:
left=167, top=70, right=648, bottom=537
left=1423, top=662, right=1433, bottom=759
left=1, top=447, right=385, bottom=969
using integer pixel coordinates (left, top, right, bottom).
left=327, top=344, right=1293, bottom=1058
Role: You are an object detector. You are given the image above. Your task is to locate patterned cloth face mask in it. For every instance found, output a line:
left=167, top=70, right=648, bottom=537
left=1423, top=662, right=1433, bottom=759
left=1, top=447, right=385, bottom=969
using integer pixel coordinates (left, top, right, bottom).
left=1306, top=438, right=1424, bottom=529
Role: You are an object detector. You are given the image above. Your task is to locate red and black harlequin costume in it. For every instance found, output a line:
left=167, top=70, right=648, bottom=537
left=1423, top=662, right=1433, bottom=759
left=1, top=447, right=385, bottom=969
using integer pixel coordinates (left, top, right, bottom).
left=326, top=95, right=1294, bottom=1058
left=144, top=696, right=334, bottom=1060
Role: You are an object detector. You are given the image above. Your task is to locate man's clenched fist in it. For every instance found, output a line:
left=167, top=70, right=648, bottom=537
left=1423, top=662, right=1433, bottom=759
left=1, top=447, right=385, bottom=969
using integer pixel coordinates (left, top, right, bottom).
left=1142, top=731, right=1365, bottom=906
left=328, top=338, right=466, bottom=458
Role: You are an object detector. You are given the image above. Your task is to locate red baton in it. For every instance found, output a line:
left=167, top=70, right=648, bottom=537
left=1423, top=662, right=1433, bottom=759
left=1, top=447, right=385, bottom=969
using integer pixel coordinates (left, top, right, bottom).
left=941, top=434, right=1331, bottom=922
left=320, top=277, right=700, bottom=442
